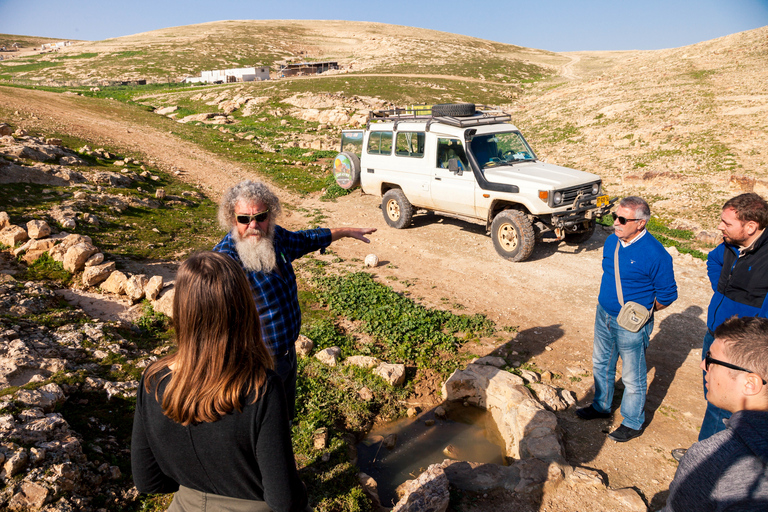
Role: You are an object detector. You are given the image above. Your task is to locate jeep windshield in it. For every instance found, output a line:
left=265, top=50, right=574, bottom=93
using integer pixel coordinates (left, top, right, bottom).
left=469, top=131, right=537, bottom=169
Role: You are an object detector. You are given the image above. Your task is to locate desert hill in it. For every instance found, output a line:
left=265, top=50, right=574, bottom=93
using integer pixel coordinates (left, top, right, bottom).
left=0, top=20, right=564, bottom=85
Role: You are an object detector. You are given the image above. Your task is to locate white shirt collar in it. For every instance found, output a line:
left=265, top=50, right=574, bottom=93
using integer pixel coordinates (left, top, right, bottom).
left=619, top=229, right=647, bottom=248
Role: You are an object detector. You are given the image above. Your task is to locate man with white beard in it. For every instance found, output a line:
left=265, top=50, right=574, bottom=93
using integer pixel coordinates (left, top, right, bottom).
left=214, top=180, right=376, bottom=420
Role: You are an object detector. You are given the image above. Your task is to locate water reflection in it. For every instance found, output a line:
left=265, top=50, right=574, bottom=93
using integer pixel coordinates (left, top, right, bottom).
left=357, top=402, right=506, bottom=507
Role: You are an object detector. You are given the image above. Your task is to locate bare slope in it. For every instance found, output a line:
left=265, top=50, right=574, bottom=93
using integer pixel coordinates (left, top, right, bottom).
left=0, top=20, right=564, bottom=84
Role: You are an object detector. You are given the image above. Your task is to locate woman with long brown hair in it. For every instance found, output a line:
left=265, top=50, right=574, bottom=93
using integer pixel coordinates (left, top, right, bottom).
left=131, top=251, right=309, bottom=511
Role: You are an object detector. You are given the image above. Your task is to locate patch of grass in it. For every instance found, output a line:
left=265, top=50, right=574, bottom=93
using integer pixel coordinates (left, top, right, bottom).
left=313, top=272, right=495, bottom=374
left=19, top=253, right=72, bottom=285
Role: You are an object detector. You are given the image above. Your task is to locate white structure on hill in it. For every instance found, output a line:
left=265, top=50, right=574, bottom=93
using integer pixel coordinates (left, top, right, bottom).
left=41, top=41, right=72, bottom=50
left=184, top=66, right=270, bottom=84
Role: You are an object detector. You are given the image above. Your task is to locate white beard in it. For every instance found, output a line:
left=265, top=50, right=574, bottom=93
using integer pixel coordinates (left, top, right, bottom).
left=233, top=226, right=277, bottom=273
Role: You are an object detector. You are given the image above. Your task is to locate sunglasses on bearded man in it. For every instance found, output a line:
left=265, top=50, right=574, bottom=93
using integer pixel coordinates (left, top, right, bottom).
left=236, top=211, right=270, bottom=225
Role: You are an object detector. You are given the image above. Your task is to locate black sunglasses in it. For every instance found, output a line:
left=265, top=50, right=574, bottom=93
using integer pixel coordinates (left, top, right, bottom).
left=705, top=351, right=767, bottom=384
left=611, top=212, right=641, bottom=225
left=236, top=211, right=269, bottom=225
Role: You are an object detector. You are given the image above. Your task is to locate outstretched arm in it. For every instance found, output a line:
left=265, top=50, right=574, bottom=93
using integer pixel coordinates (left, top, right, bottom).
left=330, top=227, right=377, bottom=243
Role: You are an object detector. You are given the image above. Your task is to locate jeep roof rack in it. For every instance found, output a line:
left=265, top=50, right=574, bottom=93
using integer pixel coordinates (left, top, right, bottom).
left=368, top=105, right=512, bottom=129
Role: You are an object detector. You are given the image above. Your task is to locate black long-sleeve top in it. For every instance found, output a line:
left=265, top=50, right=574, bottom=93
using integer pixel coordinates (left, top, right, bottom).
left=131, top=368, right=308, bottom=512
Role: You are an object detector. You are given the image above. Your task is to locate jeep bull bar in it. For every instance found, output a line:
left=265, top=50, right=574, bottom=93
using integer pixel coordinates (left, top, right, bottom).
left=551, top=195, right=617, bottom=229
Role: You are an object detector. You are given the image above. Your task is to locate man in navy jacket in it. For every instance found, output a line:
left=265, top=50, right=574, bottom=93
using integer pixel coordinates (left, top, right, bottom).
left=699, top=192, right=768, bottom=440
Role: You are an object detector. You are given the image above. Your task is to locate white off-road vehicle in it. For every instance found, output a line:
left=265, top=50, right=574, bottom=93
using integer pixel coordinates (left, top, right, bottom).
left=333, top=103, right=613, bottom=262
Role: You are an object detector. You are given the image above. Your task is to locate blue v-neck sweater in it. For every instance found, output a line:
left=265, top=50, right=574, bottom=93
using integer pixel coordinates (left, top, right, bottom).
left=597, top=233, right=678, bottom=316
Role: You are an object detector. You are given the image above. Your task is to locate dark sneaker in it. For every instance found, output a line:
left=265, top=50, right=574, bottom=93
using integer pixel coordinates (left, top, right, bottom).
left=671, top=448, right=687, bottom=462
left=608, top=424, right=643, bottom=442
left=576, top=405, right=611, bottom=420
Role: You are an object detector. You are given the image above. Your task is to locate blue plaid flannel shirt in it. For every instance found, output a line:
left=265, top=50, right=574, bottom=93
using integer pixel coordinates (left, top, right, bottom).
left=213, top=225, right=332, bottom=358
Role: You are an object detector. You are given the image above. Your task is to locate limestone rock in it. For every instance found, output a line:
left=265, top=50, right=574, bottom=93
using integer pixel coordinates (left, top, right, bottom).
left=529, top=382, right=569, bottom=411
left=358, top=386, right=374, bottom=401
left=101, top=270, right=128, bottom=294
left=125, top=274, right=149, bottom=303
left=472, top=356, right=507, bottom=367
left=82, top=261, right=116, bottom=287
left=8, top=481, right=50, bottom=511
left=152, top=287, right=174, bottom=318
left=315, top=347, right=341, bottom=366
left=392, top=462, right=450, bottom=512
left=0, top=123, right=11, bottom=136
left=345, top=355, right=380, bottom=368
left=84, top=252, right=104, bottom=267
left=358, top=472, right=383, bottom=509
left=0, top=211, right=9, bottom=229
left=145, top=275, right=163, bottom=301
left=374, top=362, right=406, bottom=386
left=0, top=225, right=28, bottom=247
left=26, top=219, right=51, bottom=239
left=295, top=335, right=314, bottom=357
left=15, top=383, right=65, bottom=412
left=63, top=242, right=98, bottom=272
left=3, top=449, right=29, bottom=477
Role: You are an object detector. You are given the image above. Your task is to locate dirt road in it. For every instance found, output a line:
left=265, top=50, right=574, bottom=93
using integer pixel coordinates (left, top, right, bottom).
left=0, top=86, right=715, bottom=509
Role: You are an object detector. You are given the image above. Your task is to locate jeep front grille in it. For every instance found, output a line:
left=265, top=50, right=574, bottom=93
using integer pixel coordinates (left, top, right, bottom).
left=561, top=183, right=599, bottom=205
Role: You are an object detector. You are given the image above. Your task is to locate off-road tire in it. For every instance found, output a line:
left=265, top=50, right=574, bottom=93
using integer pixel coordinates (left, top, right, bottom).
left=431, top=103, right=476, bottom=117
left=564, top=220, right=596, bottom=244
left=491, top=210, right=535, bottom=262
left=332, top=151, right=361, bottom=189
left=382, top=189, right=413, bottom=229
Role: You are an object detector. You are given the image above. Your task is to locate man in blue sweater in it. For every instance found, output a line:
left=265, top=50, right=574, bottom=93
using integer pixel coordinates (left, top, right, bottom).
left=577, top=196, right=678, bottom=442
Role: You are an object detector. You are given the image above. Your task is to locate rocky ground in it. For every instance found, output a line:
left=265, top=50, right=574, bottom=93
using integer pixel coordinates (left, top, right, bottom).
left=1, top=22, right=766, bottom=512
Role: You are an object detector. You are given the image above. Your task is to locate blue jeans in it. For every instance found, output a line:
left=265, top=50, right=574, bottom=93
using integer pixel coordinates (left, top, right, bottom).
left=592, top=303, right=654, bottom=430
left=699, top=329, right=731, bottom=441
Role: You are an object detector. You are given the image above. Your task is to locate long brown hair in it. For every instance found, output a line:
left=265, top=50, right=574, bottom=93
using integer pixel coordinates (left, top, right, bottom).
left=143, top=251, right=273, bottom=425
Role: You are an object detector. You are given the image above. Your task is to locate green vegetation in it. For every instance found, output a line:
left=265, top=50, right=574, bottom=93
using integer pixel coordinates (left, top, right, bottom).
left=313, top=272, right=495, bottom=374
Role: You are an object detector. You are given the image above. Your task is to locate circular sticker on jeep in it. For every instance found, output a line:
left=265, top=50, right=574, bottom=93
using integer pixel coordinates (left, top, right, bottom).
left=333, top=153, right=353, bottom=187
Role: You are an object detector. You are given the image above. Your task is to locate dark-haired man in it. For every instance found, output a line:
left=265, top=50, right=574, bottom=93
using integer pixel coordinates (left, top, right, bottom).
left=662, top=315, right=768, bottom=511
left=699, top=192, right=768, bottom=441
left=214, top=180, right=375, bottom=420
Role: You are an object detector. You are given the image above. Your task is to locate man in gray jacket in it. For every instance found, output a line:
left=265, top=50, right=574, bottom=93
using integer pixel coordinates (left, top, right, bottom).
left=663, top=315, right=768, bottom=511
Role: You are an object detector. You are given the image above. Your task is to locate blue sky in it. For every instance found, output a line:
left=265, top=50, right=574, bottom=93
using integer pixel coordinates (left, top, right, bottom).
left=0, top=0, right=767, bottom=52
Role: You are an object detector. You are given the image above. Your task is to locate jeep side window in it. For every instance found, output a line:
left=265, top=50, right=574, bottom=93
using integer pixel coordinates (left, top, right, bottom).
left=367, top=131, right=393, bottom=155
left=341, top=130, right=364, bottom=157
left=395, top=131, right=425, bottom=158
left=437, top=138, right=467, bottom=170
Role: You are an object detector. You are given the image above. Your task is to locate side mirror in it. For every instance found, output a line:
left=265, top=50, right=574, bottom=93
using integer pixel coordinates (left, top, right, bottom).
left=448, top=158, right=462, bottom=175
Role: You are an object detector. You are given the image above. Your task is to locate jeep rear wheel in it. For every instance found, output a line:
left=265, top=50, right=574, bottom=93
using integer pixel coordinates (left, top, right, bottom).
left=491, top=210, right=535, bottom=262
left=382, top=189, right=413, bottom=229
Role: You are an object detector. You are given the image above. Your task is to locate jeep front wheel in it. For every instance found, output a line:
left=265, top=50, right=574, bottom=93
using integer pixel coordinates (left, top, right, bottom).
left=382, top=189, right=413, bottom=229
left=491, top=210, right=535, bottom=262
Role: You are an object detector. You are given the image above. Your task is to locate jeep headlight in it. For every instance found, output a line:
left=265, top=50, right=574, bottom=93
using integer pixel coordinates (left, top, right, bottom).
left=553, top=191, right=563, bottom=205
left=592, top=183, right=600, bottom=195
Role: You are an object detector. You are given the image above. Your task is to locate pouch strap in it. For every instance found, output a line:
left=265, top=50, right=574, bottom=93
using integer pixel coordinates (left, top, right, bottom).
left=614, top=241, right=624, bottom=306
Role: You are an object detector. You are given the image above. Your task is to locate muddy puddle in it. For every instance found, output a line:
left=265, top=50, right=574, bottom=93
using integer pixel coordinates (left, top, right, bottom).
left=357, top=401, right=505, bottom=507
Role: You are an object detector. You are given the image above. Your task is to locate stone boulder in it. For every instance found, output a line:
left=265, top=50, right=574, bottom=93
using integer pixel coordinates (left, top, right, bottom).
left=295, top=335, right=314, bottom=357
left=26, top=219, right=50, bottom=239
left=82, top=261, right=116, bottom=287
left=63, top=242, right=99, bottom=273
left=15, top=383, right=65, bottom=412
left=315, top=347, right=341, bottom=366
left=0, top=225, right=28, bottom=247
left=125, top=274, right=149, bottom=303
left=0, top=211, right=9, bottom=229
left=145, top=275, right=164, bottom=301
left=100, top=270, right=128, bottom=294
left=374, top=363, right=406, bottom=386
left=345, top=355, right=380, bottom=369
left=392, top=462, right=450, bottom=512
left=7, top=480, right=51, bottom=511
left=151, top=287, right=174, bottom=318
left=0, top=123, right=11, bottom=136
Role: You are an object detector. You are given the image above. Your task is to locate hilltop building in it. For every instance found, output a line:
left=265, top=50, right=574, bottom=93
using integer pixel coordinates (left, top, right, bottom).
left=279, top=61, right=339, bottom=77
left=40, top=41, right=72, bottom=50
left=184, top=66, right=270, bottom=84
